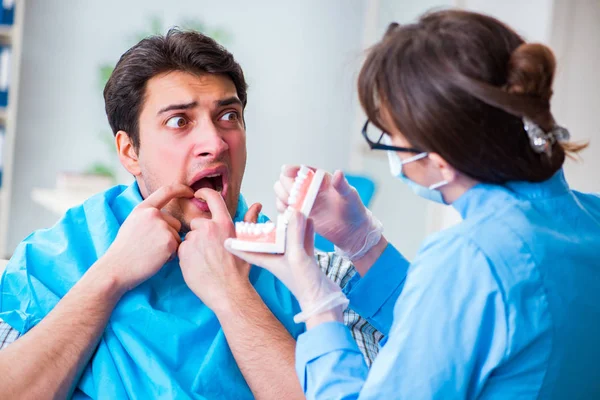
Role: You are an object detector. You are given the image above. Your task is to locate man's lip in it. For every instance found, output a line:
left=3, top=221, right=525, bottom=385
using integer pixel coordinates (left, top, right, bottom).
left=191, top=197, right=210, bottom=213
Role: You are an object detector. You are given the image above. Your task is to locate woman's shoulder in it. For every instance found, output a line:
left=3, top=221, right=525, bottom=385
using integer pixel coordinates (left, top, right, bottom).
left=416, top=203, right=543, bottom=293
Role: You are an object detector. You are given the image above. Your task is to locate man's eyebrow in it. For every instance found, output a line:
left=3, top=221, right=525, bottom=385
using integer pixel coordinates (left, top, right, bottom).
left=157, top=101, right=198, bottom=115
left=215, top=97, right=243, bottom=108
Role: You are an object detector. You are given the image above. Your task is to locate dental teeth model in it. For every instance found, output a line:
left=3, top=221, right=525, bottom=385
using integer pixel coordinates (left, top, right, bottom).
left=230, top=216, right=288, bottom=253
left=228, top=166, right=325, bottom=254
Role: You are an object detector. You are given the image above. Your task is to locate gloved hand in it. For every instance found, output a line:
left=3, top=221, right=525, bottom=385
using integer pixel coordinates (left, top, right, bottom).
left=224, top=208, right=348, bottom=323
left=274, top=165, right=383, bottom=261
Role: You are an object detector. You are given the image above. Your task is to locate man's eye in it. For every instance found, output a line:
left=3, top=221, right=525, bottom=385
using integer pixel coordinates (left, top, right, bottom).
left=166, top=116, right=189, bottom=128
left=219, top=112, right=239, bottom=122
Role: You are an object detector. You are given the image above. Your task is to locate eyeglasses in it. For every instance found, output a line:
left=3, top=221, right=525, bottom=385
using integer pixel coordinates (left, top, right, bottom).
left=361, top=120, right=424, bottom=154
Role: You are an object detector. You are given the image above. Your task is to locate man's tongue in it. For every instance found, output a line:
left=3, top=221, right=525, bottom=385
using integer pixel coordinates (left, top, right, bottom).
left=193, top=178, right=215, bottom=192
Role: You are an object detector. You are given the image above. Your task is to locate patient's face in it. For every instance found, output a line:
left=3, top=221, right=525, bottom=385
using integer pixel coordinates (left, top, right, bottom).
left=131, top=71, right=246, bottom=232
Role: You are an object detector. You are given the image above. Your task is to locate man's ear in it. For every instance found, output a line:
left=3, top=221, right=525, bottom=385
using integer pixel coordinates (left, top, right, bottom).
left=116, top=131, right=141, bottom=176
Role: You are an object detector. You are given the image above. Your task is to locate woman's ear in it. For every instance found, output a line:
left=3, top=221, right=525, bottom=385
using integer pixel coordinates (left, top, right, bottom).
left=428, top=152, right=458, bottom=184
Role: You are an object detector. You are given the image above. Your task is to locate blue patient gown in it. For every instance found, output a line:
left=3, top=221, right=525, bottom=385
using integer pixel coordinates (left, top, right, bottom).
left=0, top=182, right=303, bottom=399
left=296, top=170, right=600, bottom=399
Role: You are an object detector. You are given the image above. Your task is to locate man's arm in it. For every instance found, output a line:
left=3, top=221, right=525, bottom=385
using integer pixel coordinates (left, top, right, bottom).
left=178, top=190, right=304, bottom=399
left=213, top=280, right=304, bottom=400
left=0, top=184, right=193, bottom=398
left=0, top=262, right=123, bottom=398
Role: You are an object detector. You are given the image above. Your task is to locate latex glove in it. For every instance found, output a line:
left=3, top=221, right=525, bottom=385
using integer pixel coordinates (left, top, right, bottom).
left=225, top=209, right=347, bottom=322
left=274, top=165, right=383, bottom=261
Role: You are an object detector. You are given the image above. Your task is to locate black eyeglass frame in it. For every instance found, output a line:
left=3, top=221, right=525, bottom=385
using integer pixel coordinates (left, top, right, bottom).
left=361, top=120, right=424, bottom=154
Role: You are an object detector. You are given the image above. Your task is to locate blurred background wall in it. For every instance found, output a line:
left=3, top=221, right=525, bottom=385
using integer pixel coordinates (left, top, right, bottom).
left=0, top=0, right=598, bottom=258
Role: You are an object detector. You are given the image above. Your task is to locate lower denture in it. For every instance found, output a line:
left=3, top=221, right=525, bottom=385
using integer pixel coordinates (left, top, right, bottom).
left=228, top=165, right=325, bottom=254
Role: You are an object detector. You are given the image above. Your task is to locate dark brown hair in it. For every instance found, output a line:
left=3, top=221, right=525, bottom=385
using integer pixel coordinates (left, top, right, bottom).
left=358, top=9, right=586, bottom=183
left=104, top=28, right=247, bottom=150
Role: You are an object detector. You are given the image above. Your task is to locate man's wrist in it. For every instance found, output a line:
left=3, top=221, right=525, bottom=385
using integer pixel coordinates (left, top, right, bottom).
left=209, top=277, right=257, bottom=317
left=81, top=257, right=127, bottom=304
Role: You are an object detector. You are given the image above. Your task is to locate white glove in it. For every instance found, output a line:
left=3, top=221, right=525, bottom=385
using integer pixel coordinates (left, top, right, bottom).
left=275, top=165, right=383, bottom=261
left=225, top=208, right=348, bottom=323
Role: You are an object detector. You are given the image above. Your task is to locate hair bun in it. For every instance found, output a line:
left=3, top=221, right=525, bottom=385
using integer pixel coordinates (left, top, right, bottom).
left=506, top=43, right=556, bottom=101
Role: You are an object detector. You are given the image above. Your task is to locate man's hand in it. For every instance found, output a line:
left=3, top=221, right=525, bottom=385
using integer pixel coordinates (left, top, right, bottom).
left=178, top=188, right=260, bottom=311
left=101, top=183, right=194, bottom=293
left=178, top=191, right=303, bottom=399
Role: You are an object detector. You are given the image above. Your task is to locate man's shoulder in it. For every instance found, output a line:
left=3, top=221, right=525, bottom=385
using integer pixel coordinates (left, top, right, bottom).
left=26, top=184, right=132, bottom=241
left=10, top=183, right=135, bottom=270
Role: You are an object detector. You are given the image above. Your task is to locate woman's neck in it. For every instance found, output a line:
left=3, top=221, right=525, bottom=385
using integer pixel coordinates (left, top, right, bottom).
left=442, top=173, right=480, bottom=204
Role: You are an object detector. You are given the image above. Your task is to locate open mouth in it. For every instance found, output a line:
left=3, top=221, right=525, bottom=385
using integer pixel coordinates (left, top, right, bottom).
left=189, top=166, right=229, bottom=210
left=191, top=174, right=225, bottom=194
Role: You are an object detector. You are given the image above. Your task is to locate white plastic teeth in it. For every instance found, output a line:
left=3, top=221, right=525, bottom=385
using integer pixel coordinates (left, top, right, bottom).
left=235, top=221, right=275, bottom=235
left=288, top=166, right=310, bottom=206
left=282, top=207, right=294, bottom=224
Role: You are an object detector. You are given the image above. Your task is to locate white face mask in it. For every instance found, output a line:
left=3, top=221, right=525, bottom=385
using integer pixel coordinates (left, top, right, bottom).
left=382, top=135, right=448, bottom=204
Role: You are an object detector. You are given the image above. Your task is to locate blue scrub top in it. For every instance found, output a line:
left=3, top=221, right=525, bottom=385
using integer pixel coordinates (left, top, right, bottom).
left=296, top=169, right=600, bottom=399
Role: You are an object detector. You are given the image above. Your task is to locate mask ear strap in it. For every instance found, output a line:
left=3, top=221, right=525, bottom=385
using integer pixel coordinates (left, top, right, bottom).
left=401, top=152, right=428, bottom=165
left=429, top=180, right=448, bottom=190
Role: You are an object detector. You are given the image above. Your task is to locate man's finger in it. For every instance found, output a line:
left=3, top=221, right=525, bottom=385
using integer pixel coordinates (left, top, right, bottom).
left=244, top=203, right=263, bottom=223
left=140, top=184, right=194, bottom=210
left=161, top=211, right=182, bottom=232
left=168, top=225, right=182, bottom=245
left=189, top=217, right=207, bottom=232
left=193, top=188, right=231, bottom=224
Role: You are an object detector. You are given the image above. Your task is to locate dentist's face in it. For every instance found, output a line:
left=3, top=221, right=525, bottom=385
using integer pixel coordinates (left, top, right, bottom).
left=379, top=106, right=445, bottom=187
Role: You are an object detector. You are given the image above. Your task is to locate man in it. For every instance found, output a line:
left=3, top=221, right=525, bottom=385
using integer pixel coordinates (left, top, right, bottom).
left=0, top=30, right=379, bottom=398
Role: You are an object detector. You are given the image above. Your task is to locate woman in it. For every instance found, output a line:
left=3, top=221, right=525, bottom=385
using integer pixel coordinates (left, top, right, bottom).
left=226, top=9, right=600, bottom=399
